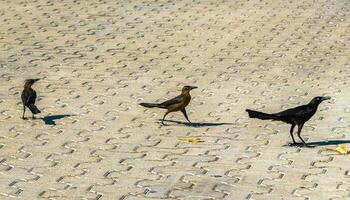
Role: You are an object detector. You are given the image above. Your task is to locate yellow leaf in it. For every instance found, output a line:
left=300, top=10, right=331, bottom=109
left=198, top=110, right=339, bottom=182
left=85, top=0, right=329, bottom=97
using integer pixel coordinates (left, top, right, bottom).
left=178, top=137, right=205, bottom=144
left=335, top=145, right=348, bottom=155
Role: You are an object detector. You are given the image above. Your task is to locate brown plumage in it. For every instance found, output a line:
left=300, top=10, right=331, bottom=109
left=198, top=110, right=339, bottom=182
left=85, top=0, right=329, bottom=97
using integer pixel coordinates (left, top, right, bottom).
left=140, top=85, right=197, bottom=125
left=21, top=79, right=41, bottom=119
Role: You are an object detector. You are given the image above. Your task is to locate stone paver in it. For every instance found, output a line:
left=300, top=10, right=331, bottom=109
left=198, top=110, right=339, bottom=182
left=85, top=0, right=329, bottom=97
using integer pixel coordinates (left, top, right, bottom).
left=0, top=0, right=350, bottom=199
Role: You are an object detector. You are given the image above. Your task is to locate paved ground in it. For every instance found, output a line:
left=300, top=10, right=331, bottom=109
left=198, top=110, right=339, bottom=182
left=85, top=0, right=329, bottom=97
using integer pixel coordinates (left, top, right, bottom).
left=0, top=0, right=350, bottom=199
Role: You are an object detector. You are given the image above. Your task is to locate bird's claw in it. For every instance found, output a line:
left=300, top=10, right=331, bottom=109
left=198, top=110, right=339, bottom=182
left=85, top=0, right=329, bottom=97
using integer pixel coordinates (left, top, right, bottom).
left=288, top=142, right=303, bottom=147
left=288, top=142, right=315, bottom=148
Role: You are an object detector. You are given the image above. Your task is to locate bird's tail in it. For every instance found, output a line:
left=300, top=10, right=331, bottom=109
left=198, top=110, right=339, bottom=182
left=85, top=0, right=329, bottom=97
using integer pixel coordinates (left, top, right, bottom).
left=139, top=103, right=165, bottom=108
left=28, top=104, right=41, bottom=114
left=246, top=109, right=280, bottom=120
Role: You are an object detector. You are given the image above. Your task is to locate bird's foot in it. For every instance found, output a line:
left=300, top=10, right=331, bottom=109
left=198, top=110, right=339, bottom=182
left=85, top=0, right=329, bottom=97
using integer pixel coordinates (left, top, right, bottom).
left=32, top=116, right=36, bottom=119
left=186, top=121, right=194, bottom=126
left=288, top=142, right=303, bottom=147
left=22, top=117, right=28, bottom=120
left=288, top=142, right=315, bottom=148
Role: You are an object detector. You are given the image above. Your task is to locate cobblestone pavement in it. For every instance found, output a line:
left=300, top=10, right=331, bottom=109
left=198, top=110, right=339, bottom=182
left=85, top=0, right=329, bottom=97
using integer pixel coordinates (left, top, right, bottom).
left=0, top=0, right=350, bottom=199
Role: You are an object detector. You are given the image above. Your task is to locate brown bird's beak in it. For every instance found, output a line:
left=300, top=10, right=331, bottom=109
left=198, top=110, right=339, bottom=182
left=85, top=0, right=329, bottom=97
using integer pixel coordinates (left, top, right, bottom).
left=34, top=78, right=40, bottom=82
left=189, top=86, right=198, bottom=90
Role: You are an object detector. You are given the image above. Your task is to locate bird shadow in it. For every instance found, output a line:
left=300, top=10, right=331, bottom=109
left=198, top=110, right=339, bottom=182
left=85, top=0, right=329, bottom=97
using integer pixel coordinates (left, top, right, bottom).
left=41, top=114, right=75, bottom=125
left=283, top=140, right=350, bottom=148
left=307, top=140, right=350, bottom=147
left=160, top=119, right=234, bottom=127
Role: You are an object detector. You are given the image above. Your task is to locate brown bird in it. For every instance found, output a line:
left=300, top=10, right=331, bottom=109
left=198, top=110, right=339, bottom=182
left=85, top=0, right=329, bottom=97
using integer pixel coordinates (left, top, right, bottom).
left=21, top=79, right=41, bottom=119
left=140, top=85, right=197, bottom=125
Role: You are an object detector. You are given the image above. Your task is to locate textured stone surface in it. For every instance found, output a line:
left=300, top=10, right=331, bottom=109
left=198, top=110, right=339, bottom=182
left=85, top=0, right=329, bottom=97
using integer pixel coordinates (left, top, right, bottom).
left=0, top=0, right=350, bottom=199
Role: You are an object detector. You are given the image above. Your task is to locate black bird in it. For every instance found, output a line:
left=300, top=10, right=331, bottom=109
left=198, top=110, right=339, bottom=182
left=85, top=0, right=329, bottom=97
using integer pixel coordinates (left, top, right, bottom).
left=140, top=85, right=197, bottom=125
left=21, top=79, right=41, bottom=119
left=246, top=96, right=331, bottom=147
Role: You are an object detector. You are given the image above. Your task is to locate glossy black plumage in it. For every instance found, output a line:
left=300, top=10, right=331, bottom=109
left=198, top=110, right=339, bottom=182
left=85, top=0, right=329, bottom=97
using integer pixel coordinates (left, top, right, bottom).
left=246, top=96, right=331, bottom=146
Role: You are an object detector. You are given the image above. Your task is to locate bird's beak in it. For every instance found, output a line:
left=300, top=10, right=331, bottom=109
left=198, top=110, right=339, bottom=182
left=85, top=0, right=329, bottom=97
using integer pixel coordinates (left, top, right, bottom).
left=322, top=96, right=331, bottom=101
left=189, top=86, right=198, bottom=90
left=34, top=78, right=40, bottom=82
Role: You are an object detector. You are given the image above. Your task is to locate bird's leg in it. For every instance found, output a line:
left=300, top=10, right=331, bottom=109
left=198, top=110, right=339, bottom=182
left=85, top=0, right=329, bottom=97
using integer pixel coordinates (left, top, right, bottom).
left=32, top=114, right=36, bottom=119
left=22, top=105, right=26, bottom=120
left=162, top=111, right=170, bottom=125
left=297, top=123, right=308, bottom=146
left=289, top=124, right=296, bottom=144
left=181, top=108, right=191, bottom=124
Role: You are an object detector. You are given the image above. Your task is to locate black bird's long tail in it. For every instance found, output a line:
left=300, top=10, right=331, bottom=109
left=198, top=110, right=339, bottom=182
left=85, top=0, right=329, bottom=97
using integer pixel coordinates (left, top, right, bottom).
left=28, top=104, right=41, bottom=114
left=246, top=109, right=280, bottom=120
left=140, top=103, right=166, bottom=109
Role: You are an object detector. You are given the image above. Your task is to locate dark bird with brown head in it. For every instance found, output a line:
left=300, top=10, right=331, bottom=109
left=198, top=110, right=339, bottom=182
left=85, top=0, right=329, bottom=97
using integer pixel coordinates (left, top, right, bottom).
left=21, top=78, right=41, bottom=119
left=140, top=85, right=197, bottom=125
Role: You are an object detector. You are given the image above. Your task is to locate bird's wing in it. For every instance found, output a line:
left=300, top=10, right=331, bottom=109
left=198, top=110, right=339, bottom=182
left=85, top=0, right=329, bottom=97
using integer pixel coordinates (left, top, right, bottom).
left=276, top=105, right=314, bottom=118
left=160, top=95, right=184, bottom=107
left=26, top=90, right=37, bottom=105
